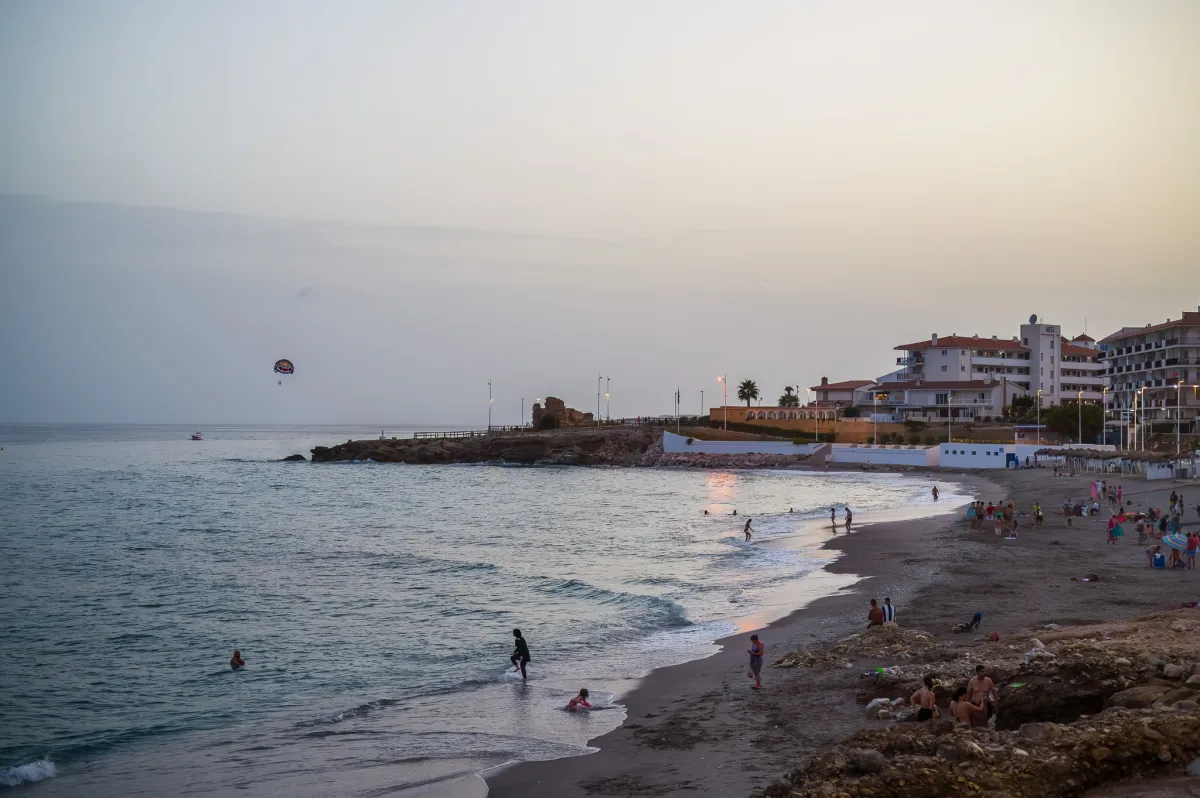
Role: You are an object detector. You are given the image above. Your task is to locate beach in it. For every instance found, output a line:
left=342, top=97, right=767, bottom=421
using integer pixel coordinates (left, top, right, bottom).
left=487, top=469, right=1199, bottom=797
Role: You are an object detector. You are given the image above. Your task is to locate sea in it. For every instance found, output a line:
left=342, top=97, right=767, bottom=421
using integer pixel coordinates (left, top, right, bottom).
left=0, top=424, right=968, bottom=796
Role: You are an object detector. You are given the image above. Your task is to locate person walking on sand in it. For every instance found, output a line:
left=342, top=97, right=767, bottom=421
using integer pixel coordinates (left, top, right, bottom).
left=932, top=485, right=939, bottom=501
left=1187, top=532, right=1198, bottom=571
left=867, top=599, right=884, bottom=627
left=746, top=633, right=765, bottom=689
left=844, top=506, right=853, bottom=530
left=744, top=518, right=753, bottom=542
left=910, top=675, right=939, bottom=721
left=509, top=629, right=531, bottom=680
left=967, top=664, right=998, bottom=727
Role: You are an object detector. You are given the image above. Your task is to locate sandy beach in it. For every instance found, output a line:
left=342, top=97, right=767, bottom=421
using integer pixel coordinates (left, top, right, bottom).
left=486, top=469, right=1200, bottom=797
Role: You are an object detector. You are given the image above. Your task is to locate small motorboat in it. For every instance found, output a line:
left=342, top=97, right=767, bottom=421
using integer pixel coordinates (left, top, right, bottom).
left=190, top=432, right=204, bottom=440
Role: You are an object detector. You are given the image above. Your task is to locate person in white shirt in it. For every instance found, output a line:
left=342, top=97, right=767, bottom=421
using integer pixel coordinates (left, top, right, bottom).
left=882, top=597, right=896, bottom=623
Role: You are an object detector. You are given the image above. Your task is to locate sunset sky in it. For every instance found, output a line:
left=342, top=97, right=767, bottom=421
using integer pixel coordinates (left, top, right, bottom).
left=2, top=1, right=1198, bottom=423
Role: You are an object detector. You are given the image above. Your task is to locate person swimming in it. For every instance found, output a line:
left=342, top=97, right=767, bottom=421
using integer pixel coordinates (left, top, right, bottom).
left=230, top=650, right=246, bottom=669
left=567, top=688, right=591, bottom=711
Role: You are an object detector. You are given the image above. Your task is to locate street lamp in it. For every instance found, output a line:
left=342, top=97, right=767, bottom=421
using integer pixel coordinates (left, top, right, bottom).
left=1036, top=389, right=1042, bottom=446
left=1101, top=386, right=1108, bottom=446
left=718, top=376, right=727, bottom=430
left=1177, top=379, right=1186, bottom=456
left=596, top=374, right=601, bottom=428
left=488, top=380, right=493, bottom=431
left=700, top=389, right=704, bottom=419
left=521, top=397, right=525, bottom=428
left=873, top=391, right=878, bottom=444
left=606, top=376, right=610, bottom=422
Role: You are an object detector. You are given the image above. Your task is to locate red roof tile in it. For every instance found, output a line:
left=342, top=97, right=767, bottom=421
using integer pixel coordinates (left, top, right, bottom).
left=1060, top=343, right=1099, bottom=359
left=896, top=336, right=1028, bottom=352
left=809, top=379, right=874, bottom=391
left=1072, top=333, right=1095, bottom=342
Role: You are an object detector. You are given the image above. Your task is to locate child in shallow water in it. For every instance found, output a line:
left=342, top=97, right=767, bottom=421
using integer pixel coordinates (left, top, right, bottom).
left=949, top=687, right=983, bottom=725
left=567, top=689, right=591, bottom=711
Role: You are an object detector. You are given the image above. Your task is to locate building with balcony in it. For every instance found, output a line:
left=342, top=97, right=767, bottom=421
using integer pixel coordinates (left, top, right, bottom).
left=859, top=377, right=1025, bottom=420
left=1099, top=309, right=1200, bottom=432
left=877, top=315, right=1104, bottom=409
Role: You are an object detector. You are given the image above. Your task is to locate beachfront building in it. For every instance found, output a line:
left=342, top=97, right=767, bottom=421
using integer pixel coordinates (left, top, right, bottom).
left=859, top=376, right=1024, bottom=420
left=810, top=377, right=875, bottom=406
left=1099, top=309, right=1200, bottom=432
left=879, top=315, right=1103, bottom=408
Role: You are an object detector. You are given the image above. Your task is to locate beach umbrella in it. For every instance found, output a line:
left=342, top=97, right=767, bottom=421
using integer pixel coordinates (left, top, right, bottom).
left=1163, top=534, right=1188, bottom=552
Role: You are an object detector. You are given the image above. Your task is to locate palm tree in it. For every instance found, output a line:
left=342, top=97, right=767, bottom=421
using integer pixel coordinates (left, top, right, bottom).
left=737, top=379, right=759, bottom=407
left=778, top=385, right=800, bottom=407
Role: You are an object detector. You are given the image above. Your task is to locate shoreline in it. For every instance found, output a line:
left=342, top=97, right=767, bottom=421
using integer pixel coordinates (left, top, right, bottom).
left=484, top=470, right=999, bottom=797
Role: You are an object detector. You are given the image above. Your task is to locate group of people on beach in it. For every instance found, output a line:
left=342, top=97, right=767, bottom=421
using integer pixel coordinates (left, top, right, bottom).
left=965, top=500, right=1021, bottom=539
left=910, top=664, right=999, bottom=728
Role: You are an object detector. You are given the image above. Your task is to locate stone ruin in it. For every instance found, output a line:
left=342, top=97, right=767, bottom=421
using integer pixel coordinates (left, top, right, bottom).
left=531, top=397, right=594, bottom=429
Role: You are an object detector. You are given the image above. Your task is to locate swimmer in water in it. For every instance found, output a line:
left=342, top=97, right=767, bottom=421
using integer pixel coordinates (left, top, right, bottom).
left=703, top=509, right=708, bottom=515
left=732, top=509, right=737, bottom=516
left=567, top=688, right=591, bottom=711
left=230, top=650, right=246, bottom=669
left=744, top=518, right=753, bottom=541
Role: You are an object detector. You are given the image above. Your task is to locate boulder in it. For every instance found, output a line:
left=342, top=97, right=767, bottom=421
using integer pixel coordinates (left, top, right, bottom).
left=1107, top=685, right=1173, bottom=709
left=1164, top=663, right=1186, bottom=679
left=281, top=454, right=306, bottom=461
left=846, top=748, right=887, bottom=775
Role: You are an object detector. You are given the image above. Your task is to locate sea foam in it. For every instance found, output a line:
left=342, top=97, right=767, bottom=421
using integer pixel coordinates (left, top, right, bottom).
left=1, top=759, right=57, bottom=787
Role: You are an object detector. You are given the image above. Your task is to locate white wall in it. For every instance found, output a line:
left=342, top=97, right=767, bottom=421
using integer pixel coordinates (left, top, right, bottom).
left=1146, top=462, right=1175, bottom=480
left=831, top=444, right=938, bottom=467
left=939, top=443, right=1011, bottom=469
left=661, top=431, right=823, bottom=456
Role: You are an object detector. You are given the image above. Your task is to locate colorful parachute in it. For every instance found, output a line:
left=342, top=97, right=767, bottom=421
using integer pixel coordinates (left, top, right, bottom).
left=274, top=359, right=295, bottom=375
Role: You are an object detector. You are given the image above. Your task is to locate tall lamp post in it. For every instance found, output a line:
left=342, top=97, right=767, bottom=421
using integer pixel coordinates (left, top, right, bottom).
left=700, top=389, right=705, bottom=419
left=1101, top=386, right=1108, bottom=446
left=718, top=375, right=727, bottom=430
left=873, top=391, right=878, bottom=444
left=1036, top=389, right=1043, bottom=446
left=596, top=375, right=601, bottom=428
left=488, top=380, right=493, bottom=431
left=521, top=397, right=525, bottom=428
left=606, top=376, right=610, bottom=422
left=1177, top=379, right=1185, bottom=456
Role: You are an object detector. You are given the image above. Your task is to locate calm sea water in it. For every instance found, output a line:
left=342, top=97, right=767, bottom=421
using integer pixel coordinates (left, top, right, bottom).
left=0, top=424, right=965, bottom=795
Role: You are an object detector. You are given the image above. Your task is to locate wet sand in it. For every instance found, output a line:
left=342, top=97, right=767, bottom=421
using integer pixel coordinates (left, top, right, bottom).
left=486, top=469, right=1199, bottom=797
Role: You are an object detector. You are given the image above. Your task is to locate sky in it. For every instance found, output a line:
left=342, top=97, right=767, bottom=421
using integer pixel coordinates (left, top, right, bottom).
left=1, top=1, right=1199, bottom=424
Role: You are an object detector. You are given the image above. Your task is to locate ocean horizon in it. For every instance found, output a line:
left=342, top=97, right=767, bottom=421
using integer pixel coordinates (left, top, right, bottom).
left=0, top=424, right=964, bottom=795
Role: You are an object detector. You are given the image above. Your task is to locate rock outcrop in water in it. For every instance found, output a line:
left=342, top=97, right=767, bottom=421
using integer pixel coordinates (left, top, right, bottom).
left=309, top=428, right=815, bottom=468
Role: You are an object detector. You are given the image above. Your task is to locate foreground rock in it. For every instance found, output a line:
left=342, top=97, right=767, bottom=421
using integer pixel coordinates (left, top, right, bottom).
left=759, top=708, right=1200, bottom=798
left=762, top=611, right=1200, bottom=797
left=281, top=454, right=306, bottom=461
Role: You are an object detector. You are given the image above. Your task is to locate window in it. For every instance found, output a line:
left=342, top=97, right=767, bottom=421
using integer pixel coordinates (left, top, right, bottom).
left=757, top=411, right=766, bottom=419
left=972, top=450, right=976, bottom=455
left=941, top=365, right=948, bottom=372
left=961, top=349, right=966, bottom=355
left=961, top=366, right=966, bottom=372
left=941, top=349, right=947, bottom=355
left=767, top=411, right=777, bottom=419
left=1041, top=353, right=1044, bottom=361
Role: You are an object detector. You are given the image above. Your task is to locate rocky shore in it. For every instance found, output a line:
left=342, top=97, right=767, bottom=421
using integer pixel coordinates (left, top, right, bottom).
left=764, top=612, right=1200, bottom=798
left=310, top=428, right=814, bottom=468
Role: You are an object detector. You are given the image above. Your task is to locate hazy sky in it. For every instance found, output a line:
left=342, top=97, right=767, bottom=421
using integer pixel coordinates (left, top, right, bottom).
left=2, top=1, right=1199, bottom=424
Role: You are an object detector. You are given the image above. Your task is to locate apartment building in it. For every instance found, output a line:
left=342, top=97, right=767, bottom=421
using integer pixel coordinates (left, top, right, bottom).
left=880, top=315, right=1104, bottom=408
left=1100, top=309, right=1200, bottom=430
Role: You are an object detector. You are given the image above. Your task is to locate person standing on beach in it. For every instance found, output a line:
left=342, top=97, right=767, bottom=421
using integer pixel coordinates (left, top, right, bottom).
left=830, top=506, right=836, bottom=525
left=910, top=675, right=939, bottom=721
left=744, top=518, right=753, bottom=541
left=932, top=485, right=939, bottom=501
left=967, top=664, right=997, bottom=727
left=844, top=507, right=853, bottom=530
left=867, top=599, right=884, bottom=626
left=882, top=597, right=896, bottom=623
left=747, top=634, right=765, bottom=689
left=510, top=629, right=531, bottom=680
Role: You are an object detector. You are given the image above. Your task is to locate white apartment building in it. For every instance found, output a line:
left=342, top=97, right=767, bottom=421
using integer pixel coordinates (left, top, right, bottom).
left=879, top=315, right=1104, bottom=409
left=1100, top=309, right=1200, bottom=431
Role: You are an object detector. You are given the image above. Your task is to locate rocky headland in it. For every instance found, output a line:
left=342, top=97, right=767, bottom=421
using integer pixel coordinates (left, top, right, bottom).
left=310, top=427, right=815, bottom=468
